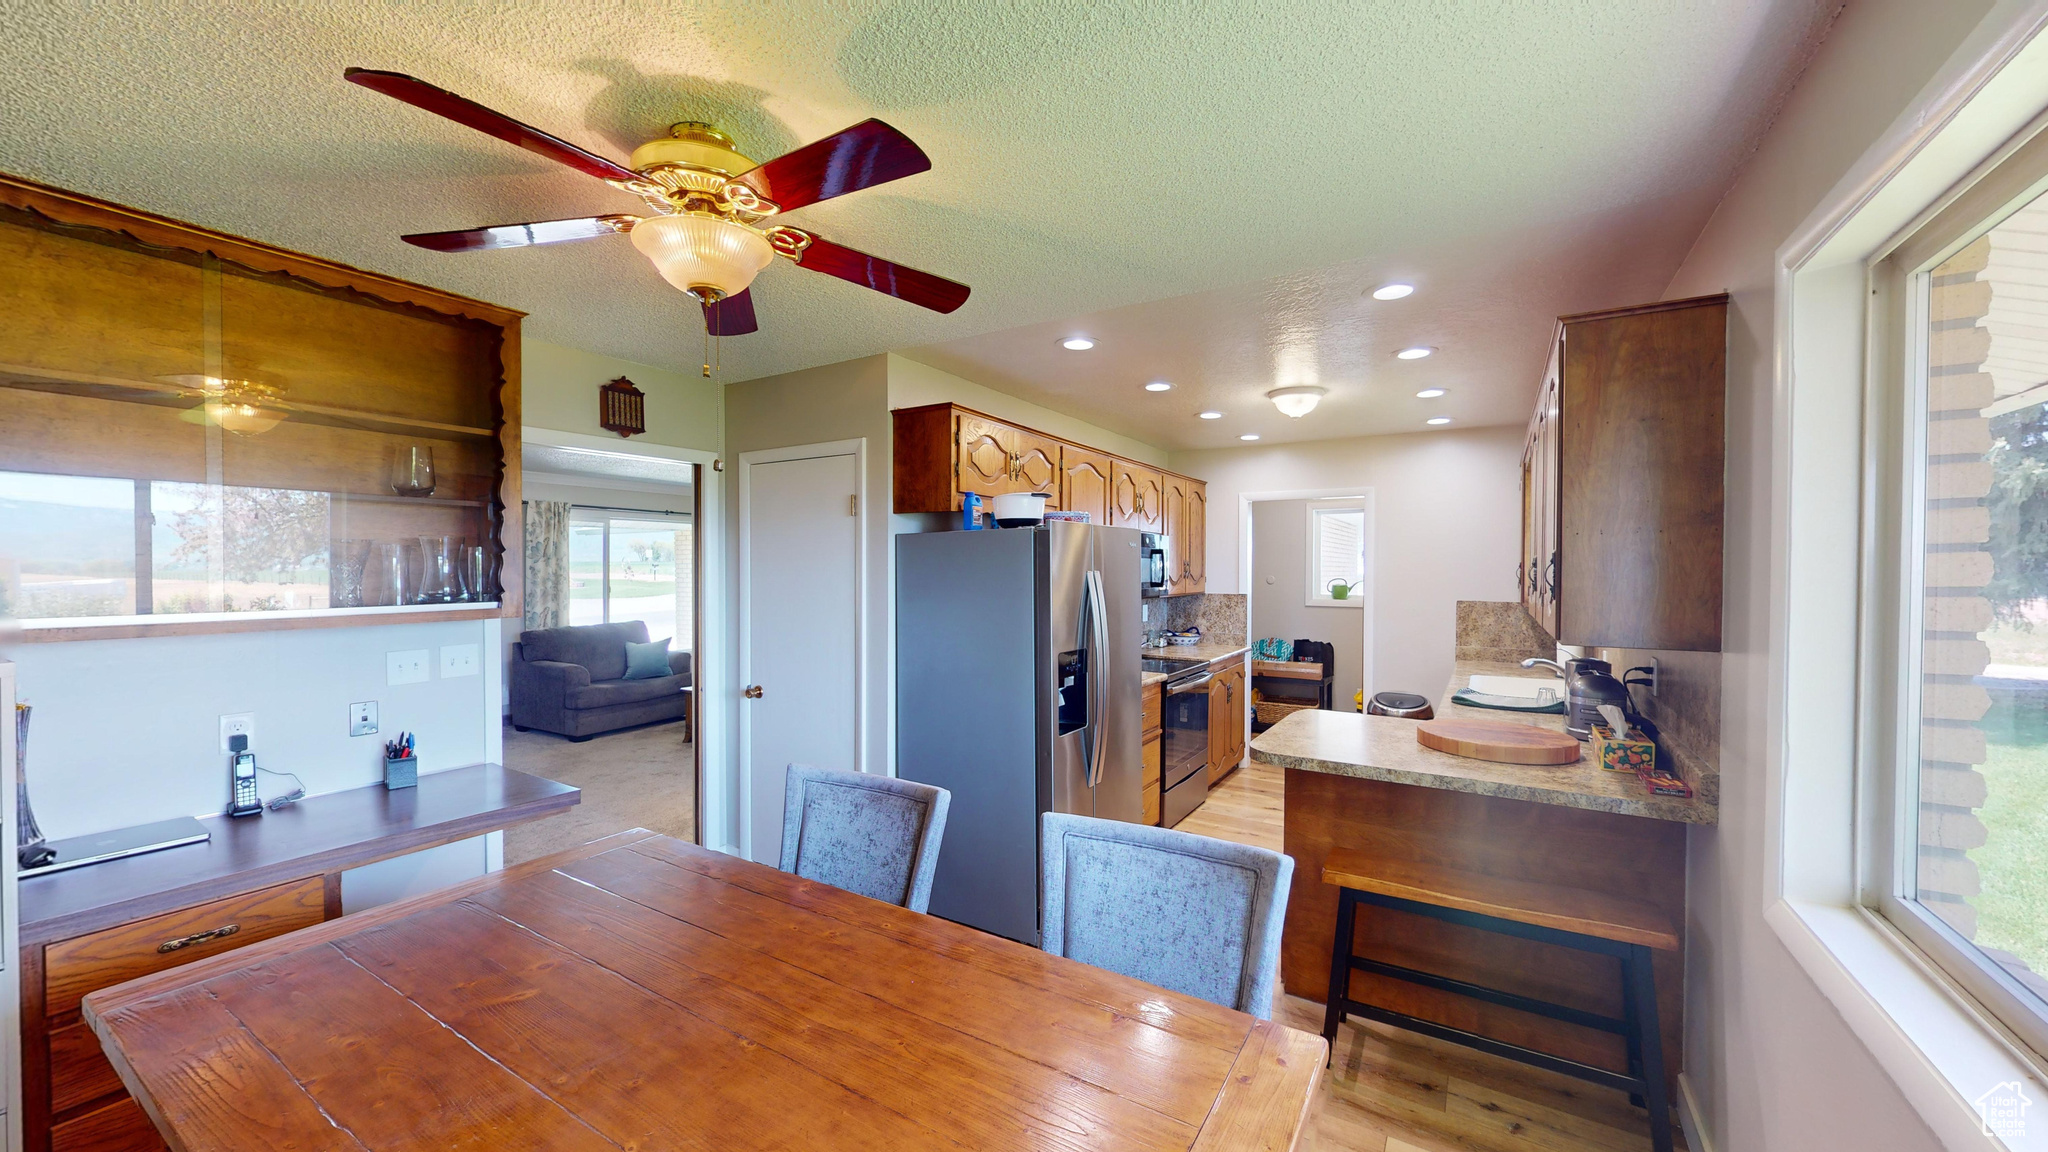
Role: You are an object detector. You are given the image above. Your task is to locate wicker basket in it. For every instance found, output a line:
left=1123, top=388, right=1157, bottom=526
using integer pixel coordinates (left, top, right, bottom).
left=1254, top=699, right=1318, bottom=725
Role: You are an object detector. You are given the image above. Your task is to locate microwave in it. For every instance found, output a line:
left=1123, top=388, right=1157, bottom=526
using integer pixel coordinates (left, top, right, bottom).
left=1139, top=532, right=1171, bottom=597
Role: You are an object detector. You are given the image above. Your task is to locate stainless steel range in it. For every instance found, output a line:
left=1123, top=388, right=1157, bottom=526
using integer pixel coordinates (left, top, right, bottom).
left=1144, top=654, right=1212, bottom=826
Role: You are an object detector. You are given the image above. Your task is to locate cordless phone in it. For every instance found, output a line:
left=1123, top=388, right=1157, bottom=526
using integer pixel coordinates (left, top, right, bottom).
left=226, top=734, right=263, bottom=818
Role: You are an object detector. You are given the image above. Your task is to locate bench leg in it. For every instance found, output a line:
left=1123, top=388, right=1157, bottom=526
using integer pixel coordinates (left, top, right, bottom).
left=1624, top=944, right=1673, bottom=1152
left=1622, top=955, right=1644, bottom=1108
left=1322, top=889, right=1359, bottom=1065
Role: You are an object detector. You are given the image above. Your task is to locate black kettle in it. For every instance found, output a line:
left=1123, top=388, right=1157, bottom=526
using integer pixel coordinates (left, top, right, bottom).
left=1523, top=657, right=1633, bottom=741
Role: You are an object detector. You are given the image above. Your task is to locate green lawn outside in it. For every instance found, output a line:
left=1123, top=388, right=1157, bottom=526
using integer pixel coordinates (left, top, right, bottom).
left=1974, top=740, right=2048, bottom=974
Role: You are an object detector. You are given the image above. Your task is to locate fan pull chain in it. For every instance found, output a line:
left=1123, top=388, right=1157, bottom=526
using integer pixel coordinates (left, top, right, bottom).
left=702, top=321, right=711, bottom=379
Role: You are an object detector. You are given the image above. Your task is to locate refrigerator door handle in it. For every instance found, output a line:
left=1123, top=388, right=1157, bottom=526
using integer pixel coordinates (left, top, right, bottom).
left=1084, top=568, right=1110, bottom=788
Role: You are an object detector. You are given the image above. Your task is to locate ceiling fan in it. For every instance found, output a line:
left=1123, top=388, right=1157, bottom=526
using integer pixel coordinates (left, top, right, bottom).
left=344, top=68, right=970, bottom=338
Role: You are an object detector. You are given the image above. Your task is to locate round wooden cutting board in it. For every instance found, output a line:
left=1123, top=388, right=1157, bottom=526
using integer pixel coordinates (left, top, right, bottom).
left=1415, top=718, right=1582, bottom=765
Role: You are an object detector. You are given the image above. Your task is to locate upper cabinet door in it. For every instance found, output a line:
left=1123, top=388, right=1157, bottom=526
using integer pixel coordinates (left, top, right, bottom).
left=1110, top=460, right=1165, bottom=531
left=1162, top=474, right=1189, bottom=593
left=955, top=412, right=1021, bottom=497
left=1060, top=447, right=1113, bottom=524
left=1183, top=482, right=1206, bottom=593
left=1011, top=428, right=1063, bottom=502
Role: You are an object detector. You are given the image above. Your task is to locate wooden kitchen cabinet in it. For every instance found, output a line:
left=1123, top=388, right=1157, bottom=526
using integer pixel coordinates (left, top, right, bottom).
left=1142, top=681, right=1164, bottom=826
left=955, top=411, right=1062, bottom=502
left=1522, top=294, right=1726, bottom=651
left=1207, top=656, right=1246, bottom=785
left=1060, top=446, right=1114, bottom=525
left=1110, top=459, right=1166, bottom=530
left=893, top=406, right=1207, bottom=576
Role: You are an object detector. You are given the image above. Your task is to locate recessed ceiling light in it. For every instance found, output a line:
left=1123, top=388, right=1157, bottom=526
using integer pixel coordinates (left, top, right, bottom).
left=1396, top=346, right=1435, bottom=360
left=1239, top=434, right=1261, bottom=441
left=1372, top=283, right=1415, bottom=300
left=1145, top=381, right=1173, bottom=392
left=1415, top=388, right=1446, bottom=398
left=1266, top=386, right=1327, bottom=417
left=1198, top=411, right=1224, bottom=420
left=1061, top=336, right=1096, bottom=351
left=1426, top=416, right=1452, bottom=426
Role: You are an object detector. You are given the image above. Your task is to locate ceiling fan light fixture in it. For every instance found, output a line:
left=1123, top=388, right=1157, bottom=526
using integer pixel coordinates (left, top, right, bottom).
left=630, top=214, right=774, bottom=300
left=1266, top=385, right=1327, bottom=418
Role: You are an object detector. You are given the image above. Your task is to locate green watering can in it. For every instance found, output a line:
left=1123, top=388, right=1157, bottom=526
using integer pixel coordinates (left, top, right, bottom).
left=1327, top=578, right=1362, bottom=600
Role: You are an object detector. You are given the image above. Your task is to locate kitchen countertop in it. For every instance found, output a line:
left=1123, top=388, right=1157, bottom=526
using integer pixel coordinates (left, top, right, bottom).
left=1248, top=659, right=1717, bottom=824
left=1142, top=670, right=1168, bottom=688
left=1140, top=641, right=1250, bottom=665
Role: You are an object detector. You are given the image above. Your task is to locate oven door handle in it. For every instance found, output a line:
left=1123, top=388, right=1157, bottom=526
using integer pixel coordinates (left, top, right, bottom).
left=1168, top=672, right=1214, bottom=694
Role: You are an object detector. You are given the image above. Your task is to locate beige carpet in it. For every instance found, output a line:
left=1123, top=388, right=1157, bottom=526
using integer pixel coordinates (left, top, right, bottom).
left=501, top=720, right=696, bottom=865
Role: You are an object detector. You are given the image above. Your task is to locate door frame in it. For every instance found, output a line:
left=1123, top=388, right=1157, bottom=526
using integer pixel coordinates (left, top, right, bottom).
left=737, top=438, right=868, bottom=862
left=1237, top=486, right=1377, bottom=706
left=523, top=428, right=721, bottom=848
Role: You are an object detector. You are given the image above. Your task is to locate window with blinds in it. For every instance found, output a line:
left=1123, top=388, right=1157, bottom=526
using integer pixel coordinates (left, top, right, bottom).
left=1308, top=504, right=1366, bottom=606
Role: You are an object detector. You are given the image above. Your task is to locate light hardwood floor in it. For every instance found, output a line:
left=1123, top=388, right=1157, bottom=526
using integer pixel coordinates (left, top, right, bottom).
left=1189, top=761, right=1689, bottom=1152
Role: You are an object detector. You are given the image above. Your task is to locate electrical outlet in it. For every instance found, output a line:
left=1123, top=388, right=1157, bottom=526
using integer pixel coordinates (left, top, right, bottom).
left=440, top=643, right=481, bottom=679
left=350, top=701, right=379, bottom=737
left=219, top=712, right=254, bottom=754
left=387, top=649, right=430, bottom=685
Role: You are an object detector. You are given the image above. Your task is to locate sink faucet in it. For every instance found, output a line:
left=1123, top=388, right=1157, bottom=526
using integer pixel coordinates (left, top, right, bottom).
left=1521, top=657, right=1568, bottom=678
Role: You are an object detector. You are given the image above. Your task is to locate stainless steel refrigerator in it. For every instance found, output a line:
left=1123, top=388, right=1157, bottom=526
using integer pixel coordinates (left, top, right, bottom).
left=896, top=521, right=1143, bottom=944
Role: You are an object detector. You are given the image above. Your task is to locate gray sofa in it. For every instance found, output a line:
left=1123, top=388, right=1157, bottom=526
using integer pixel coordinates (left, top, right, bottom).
left=509, top=621, right=692, bottom=741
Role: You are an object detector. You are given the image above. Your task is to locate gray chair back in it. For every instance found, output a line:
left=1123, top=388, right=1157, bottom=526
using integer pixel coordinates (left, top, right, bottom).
left=779, top=764, right=951, bottom=913
left=1040, top=812, right=1294, bottom=1018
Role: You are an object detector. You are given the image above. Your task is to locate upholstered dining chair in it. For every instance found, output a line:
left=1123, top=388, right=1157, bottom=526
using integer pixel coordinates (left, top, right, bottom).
left=779, top=764, right=952, bottom=913
left=1040, top=812, right=1294, bottom=1019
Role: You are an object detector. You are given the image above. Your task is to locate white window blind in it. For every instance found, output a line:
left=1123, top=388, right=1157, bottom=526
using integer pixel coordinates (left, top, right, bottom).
left=1308, top=506, right=1366, bottom=604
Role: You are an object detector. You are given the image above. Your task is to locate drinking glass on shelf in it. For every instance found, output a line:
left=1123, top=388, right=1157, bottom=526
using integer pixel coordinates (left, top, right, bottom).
left=461, top=545, right=487, bottom=602
left=416, top=535, right=458, bottom=604
left=391, top=445, right=436, bottom=498
left=372, top=542, right=407, bottom=607
left=330, top=539, right=370, bottom=608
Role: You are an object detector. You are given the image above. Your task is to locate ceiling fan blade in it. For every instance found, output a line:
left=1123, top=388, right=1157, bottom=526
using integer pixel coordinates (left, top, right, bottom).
left=345, top=68, right=641, bottom=183
left=703, top=288, right=759, bottom=336
left=736, top=120, right=931, bottom=212
left=402, top=215, right=639, bottom=252
left=788, top=233, right=970, bottom=314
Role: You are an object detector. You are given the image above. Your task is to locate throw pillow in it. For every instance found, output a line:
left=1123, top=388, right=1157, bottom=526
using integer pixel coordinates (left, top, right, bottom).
left=622, top=637, right=673, bottom=680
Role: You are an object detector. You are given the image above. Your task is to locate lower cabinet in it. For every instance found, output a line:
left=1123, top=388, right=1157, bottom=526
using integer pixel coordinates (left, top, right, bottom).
left=31, top=876, right=332, bottom=1152
left=1207, top=657, right=1247, bottom=786
left=1142, top=680, right=1163, bottom=825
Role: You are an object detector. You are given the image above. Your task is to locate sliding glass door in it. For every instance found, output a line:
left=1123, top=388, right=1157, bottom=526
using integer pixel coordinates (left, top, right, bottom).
left=566, top=509, right=694, bottom=651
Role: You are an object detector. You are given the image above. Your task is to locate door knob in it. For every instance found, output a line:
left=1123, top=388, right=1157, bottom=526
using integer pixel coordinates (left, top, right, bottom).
left=744, top=685, right=764, bottom=699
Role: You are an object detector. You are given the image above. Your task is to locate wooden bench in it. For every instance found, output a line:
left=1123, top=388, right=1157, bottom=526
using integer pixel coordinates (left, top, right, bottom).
left=1320, top=847, right=1678, bottom=1152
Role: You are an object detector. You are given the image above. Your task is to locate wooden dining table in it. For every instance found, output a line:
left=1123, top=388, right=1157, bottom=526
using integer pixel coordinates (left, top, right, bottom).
left=82, top=830, right=1325, bottom=1152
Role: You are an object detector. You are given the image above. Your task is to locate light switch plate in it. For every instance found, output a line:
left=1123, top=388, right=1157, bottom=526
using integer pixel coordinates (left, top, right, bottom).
left=440, top=643, right=480, bottom=679
left=387, top=649, right=430, bottom=685
left=219, top=712, right=254, bottom=754
left=350, top=701, right=379, bottom=737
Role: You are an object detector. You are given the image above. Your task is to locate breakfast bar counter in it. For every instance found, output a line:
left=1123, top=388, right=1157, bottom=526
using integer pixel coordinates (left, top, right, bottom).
left=1252, top=658, right=1705, bottom=1093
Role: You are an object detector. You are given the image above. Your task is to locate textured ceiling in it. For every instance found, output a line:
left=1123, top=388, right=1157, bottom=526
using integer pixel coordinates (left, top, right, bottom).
left=0, top=1, right=1834, bottom=447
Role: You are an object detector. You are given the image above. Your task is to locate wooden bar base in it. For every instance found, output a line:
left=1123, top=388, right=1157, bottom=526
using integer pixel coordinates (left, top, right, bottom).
left=1281, top=767, right=1685, bottom=1090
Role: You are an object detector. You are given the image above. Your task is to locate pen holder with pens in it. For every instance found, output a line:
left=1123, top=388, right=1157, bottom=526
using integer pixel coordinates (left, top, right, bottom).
left=383, top=732, right=418, bottom=790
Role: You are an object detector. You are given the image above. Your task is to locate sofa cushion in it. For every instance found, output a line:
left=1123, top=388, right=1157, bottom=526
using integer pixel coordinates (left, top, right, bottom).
left=519, top=621, right=649, bottom=682
left=568, top=673, right=689, bottom=710
left=623, top=637, right=672, bottom=680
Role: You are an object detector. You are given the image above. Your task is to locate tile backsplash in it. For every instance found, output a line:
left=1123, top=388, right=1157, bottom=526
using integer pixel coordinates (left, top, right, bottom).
left=1155, top=593, right=1246, bottom=645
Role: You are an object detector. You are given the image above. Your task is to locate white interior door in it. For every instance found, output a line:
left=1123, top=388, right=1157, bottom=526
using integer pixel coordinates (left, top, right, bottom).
left=742, top=450, right=860, bottom=864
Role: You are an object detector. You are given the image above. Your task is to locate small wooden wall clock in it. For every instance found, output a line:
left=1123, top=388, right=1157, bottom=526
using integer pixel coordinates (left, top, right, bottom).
left=599, top=376, right=646, bottom=437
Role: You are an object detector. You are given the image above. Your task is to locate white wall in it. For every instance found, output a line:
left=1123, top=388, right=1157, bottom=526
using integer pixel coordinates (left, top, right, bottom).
left=1250, top=499, right=1367, bottom=707
left=524, top=338, right=722, bottom=453
left=1649, top=2, right=1997, bottom=1148
left=1174, top=426, right=1524, bottom=698
left=3, top=616, right=503, bottom=902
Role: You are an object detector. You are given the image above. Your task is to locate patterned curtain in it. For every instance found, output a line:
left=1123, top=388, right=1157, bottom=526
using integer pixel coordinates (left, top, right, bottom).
left=523, top=501, right=571, bottom=630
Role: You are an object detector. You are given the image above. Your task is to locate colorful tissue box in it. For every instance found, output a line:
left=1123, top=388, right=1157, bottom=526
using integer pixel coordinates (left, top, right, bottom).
left=1591, top=721, right=1657, bottom=775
